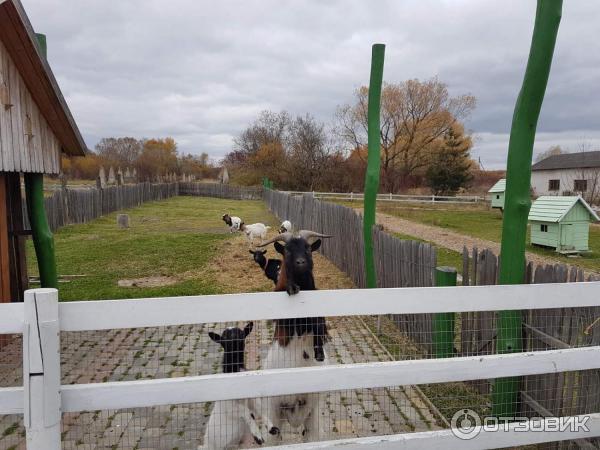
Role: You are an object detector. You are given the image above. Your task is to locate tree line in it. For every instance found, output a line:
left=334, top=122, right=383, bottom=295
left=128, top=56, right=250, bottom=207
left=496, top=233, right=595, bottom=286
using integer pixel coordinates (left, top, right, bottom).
left=62, top=137, right=219, bottom=182
left=224, top=77, right=477, bottom=194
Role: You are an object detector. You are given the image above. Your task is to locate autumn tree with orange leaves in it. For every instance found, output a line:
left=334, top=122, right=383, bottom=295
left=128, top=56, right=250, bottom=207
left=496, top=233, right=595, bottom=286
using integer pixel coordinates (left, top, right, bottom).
left=335, top=77, right=476, bottom=192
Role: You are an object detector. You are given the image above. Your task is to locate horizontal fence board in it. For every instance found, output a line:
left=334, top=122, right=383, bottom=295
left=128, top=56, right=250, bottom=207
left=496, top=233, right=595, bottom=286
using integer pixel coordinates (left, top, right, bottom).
left=0, top=302, right=24, bottom=333
left=0, top=386, right=24, bottom=415
left=59, top=347, right=600, bottom=412
left=56, top=282, right=600, bottom=332
left=267, top=413, right=600, bottom=450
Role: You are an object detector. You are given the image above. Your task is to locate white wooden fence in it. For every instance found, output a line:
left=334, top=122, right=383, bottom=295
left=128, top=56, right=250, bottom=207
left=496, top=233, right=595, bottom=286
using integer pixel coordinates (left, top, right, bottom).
left=280, top=191, right=485, bottom=204
left=1, top=283, right=600, bottom=449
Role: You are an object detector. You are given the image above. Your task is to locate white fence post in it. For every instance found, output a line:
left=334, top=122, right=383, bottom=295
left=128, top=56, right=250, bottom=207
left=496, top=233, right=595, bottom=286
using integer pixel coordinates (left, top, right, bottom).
left=23, top=288, right=61, bottom=450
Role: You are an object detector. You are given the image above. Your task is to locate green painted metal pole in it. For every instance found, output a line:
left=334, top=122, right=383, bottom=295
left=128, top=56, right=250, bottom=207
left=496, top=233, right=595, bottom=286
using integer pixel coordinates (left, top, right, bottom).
left=363, top=43, right=385, bottom=289
left=35, top=33, right=47, bottom=58
left=492, top=0, right=562, bottom=417
left=433, top=267, right=457, bottom=358
left=23, top=33, right=58, bottom=289
left=25, top=174, right=57, bottom=288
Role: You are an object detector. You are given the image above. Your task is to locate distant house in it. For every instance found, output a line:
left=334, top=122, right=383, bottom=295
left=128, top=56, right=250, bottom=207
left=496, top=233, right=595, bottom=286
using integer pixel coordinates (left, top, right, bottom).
left=488, top=178, right=505, bottom=210
left=528, top=196, right=599, bottom=253
left=531, top=151, right=600, bottom=204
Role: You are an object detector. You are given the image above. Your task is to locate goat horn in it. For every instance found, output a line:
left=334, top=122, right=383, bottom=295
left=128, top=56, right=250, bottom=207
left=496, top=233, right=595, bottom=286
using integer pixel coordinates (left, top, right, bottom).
left=297, top=230, right=334, bottom=240
left=257, top=232, right=293, bottom=247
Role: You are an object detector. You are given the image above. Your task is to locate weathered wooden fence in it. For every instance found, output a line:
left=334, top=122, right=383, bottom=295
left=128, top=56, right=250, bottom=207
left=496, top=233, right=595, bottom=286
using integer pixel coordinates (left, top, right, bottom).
left=24, top=183, right=179, bottom=232
left=179, top=182, right=263, bottom=200
left=264, top=190, right=436, bottom=291
left=460, top=247, right=600, bottom=448
left=265, top=190, right=437, bottom=350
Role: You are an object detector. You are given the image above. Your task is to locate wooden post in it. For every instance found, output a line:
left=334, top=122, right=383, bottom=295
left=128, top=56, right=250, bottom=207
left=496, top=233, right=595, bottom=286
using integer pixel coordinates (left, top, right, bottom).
left=23, top=288, right=60, bottom=449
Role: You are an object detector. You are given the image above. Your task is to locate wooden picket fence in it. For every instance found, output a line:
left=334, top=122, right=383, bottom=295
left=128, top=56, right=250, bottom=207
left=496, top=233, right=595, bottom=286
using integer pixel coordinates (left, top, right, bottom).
left=264, top=190, right=437, bottom=292
left=179, top=182, right=263, bottom=200
left=23, top=183, right=179, bottom=232
left=460, top=246, right=600, bottom=447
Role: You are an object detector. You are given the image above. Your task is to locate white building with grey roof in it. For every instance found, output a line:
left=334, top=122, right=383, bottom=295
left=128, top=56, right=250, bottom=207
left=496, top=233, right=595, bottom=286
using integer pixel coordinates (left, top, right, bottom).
left=531, top=151, right=600, bottom=205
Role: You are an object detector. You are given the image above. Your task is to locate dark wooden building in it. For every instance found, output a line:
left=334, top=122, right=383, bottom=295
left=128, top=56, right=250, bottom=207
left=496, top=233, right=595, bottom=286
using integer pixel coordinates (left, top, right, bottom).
left=0, top=0, right=86, bottom=303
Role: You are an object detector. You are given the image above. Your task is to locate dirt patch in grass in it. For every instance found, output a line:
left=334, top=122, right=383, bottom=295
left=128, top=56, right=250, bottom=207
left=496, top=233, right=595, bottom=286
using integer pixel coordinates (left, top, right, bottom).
left=194, top=234, right=355, bottom=294
left=117, top=276, right=178, bottom=288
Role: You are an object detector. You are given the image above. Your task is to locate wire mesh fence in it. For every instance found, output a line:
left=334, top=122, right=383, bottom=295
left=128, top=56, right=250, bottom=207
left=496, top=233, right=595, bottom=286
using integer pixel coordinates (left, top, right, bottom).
left=2, top=304, right=599, bottom=449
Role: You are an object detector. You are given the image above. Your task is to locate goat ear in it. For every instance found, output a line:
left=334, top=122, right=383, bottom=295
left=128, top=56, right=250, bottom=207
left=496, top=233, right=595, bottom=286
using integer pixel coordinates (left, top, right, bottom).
left=244, top=322, right=254, bottom=337
left=248, top=250, right=254, bottom=255
left=208, top=332, right=221, bottom=344
left=260, top=250, right=267, bottom=255
left=310, top=239, right=322, bottom=252
left=274, top=242, right=285, bottom=254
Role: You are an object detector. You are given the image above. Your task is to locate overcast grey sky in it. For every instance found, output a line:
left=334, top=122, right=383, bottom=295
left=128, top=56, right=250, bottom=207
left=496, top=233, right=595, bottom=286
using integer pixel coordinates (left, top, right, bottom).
left=23, top=0, right=600, bottom=169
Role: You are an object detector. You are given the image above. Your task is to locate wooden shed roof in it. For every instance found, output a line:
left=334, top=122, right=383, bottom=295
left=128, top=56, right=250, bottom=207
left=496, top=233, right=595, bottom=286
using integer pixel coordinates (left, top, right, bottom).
left=0, top=0, right=86, bottom=156
left=528, top=196, right=599, bottom=223
left=488, top=178, right=505, bottom=193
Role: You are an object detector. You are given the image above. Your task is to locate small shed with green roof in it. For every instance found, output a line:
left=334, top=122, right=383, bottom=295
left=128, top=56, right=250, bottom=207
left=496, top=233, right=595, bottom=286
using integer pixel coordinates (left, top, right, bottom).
left=488, top=178, right=506, bottom=209
left=528, top=196, right=599, bottom=253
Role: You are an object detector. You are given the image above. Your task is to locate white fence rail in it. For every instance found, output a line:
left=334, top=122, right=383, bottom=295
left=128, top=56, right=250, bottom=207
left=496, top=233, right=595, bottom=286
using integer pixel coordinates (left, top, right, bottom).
left=280, top=191, right=485, bottom=204
left=1, top=284, right=600, bottom=449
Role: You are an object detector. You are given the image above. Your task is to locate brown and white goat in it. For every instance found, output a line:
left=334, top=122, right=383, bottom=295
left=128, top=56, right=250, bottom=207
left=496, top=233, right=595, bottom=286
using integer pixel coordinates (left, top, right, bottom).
left=256, top=230, right=332, bottom=442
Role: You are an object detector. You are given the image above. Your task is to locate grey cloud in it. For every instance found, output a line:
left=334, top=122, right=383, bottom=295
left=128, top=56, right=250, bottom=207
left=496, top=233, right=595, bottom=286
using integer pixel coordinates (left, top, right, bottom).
left=22, top=0, right=600, bottom=167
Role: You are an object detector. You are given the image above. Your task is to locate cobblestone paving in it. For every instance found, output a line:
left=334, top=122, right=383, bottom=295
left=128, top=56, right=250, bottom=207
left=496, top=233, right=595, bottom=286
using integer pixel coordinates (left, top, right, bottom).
left=0, top=317, right=440, bottom=450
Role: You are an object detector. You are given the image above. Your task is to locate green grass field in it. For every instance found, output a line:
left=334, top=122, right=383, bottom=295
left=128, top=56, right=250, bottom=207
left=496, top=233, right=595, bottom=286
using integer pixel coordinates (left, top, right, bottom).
left=27, top=196, right=278, bottom=301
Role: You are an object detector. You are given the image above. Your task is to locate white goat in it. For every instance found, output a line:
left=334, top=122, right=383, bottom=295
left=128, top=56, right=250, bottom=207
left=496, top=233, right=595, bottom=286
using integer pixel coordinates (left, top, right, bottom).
left=200, top=323, right=265, bottom=449
left=240, top=223, right=270, bottom=245
left=260, top=333, right=328, bottom=442
left=279, top=220, right=292, bottom=233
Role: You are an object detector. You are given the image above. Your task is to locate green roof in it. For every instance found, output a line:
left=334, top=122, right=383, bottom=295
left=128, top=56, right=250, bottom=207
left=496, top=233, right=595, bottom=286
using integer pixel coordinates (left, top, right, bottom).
left=488, top=179, right=506, bottom=193
left=528, top=196, right=600, bottom=223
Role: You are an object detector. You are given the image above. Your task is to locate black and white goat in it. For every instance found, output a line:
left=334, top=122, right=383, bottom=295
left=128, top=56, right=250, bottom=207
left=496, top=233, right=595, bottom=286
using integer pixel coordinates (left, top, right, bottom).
left=222, top=213, right=242, bottom=233
left=249, top=250, right=281, bottom=285
left=201, top=322, right=265, bottom=449
left=279, top=220, right=292, bottom=233
left=256, top=230, right=332, bottom=442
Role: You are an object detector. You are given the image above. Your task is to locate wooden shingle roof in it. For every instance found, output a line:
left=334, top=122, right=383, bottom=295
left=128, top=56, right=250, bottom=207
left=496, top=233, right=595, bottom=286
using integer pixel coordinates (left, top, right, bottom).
left=528, top=196, right=599, bottom=223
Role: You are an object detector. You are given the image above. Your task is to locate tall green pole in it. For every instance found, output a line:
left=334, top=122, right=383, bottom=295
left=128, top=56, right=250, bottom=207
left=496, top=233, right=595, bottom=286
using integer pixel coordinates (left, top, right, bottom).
left=433, top=267, right=457, bottom=358
left=23, top=33, right=58, bottom=289
left=25, top=174, right=57, bottom=289
left=363, top=43, right=385, bottom=289
left=492, top=0, right=562, bottom=417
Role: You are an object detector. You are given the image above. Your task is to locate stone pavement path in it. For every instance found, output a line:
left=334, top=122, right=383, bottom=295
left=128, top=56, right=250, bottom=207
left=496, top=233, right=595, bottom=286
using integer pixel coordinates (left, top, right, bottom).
left=0, top=317, right=440, bottom=450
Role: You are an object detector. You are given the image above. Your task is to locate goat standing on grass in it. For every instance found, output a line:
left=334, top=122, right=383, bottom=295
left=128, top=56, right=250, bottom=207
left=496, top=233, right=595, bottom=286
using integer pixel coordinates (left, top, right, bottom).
left=222, top=214, right=243, bottom=233
left=240, top=223, right=270, bottom=245
left=201, top=322, right=265, bottom=449
left=256, top=230, right=332, bottom=442
left=249, top=250, right=281, bottom=285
